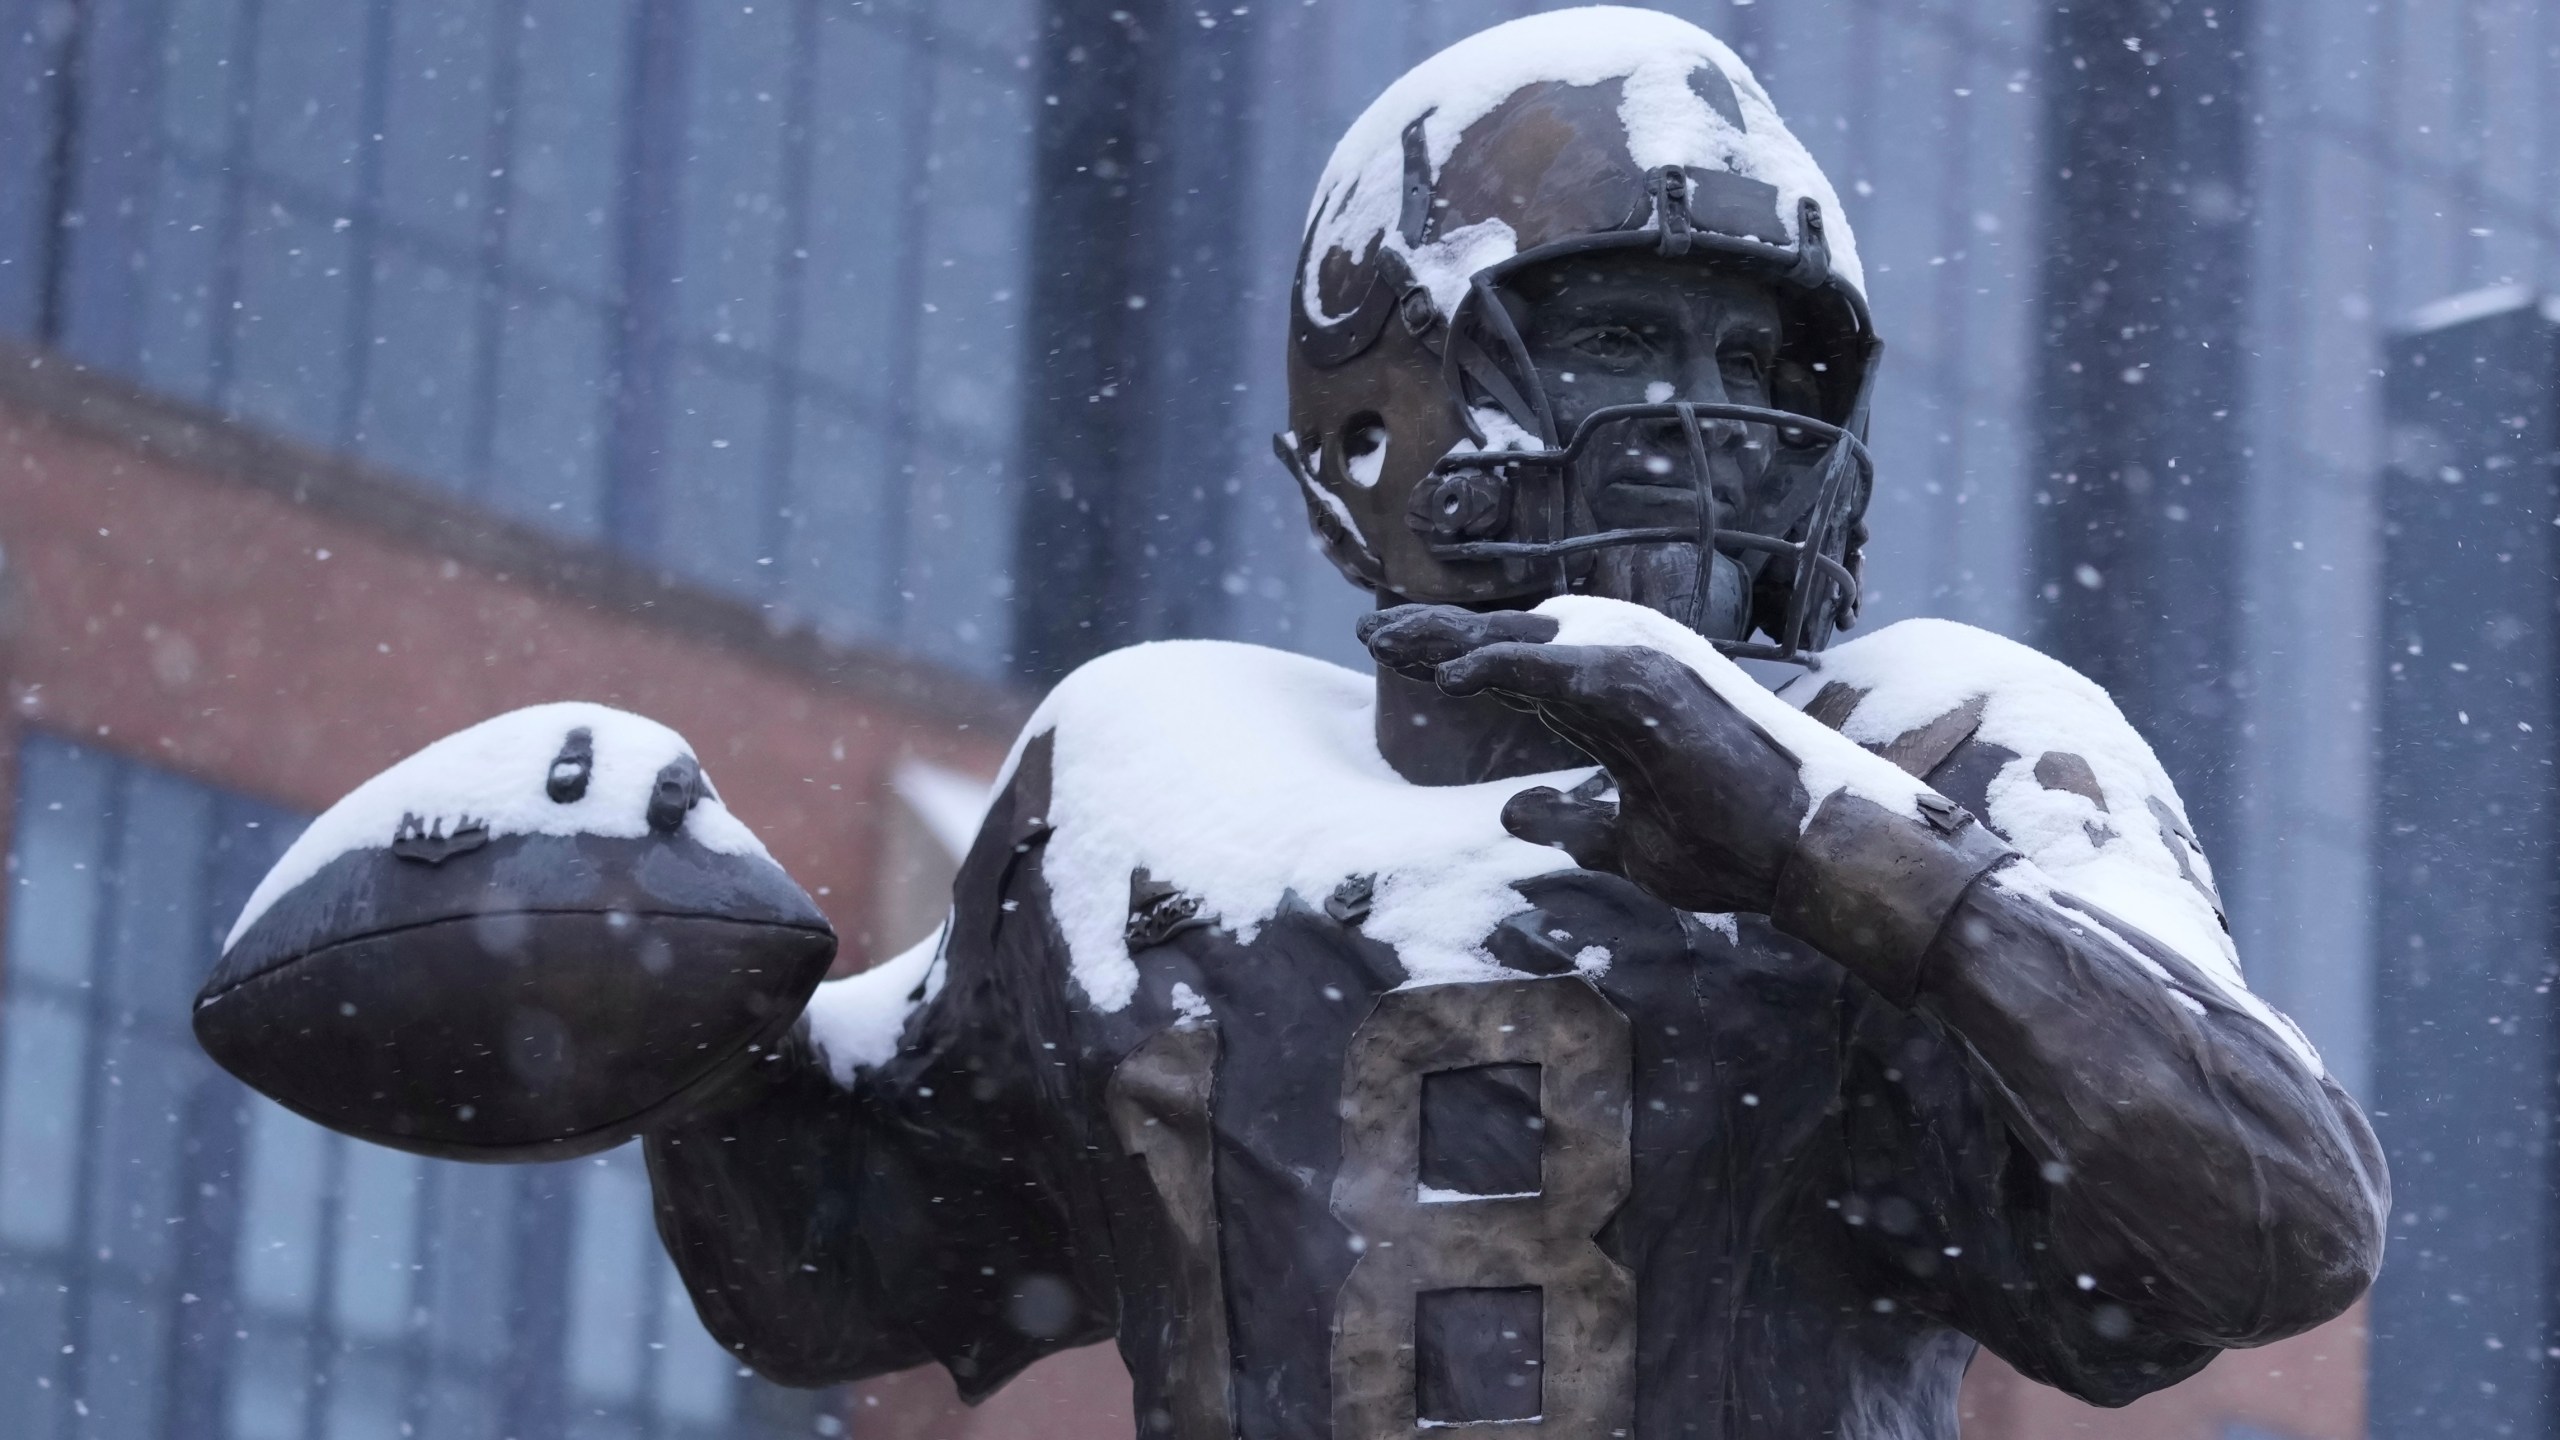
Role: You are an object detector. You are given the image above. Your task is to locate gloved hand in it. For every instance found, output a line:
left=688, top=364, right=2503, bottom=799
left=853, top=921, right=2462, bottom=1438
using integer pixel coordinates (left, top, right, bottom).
left=1361, top=603, right=1812, bottom=915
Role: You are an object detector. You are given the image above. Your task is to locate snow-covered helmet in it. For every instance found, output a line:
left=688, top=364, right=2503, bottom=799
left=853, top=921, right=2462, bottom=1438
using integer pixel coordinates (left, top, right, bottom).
left=1276, top=7, right=1880, bottom=659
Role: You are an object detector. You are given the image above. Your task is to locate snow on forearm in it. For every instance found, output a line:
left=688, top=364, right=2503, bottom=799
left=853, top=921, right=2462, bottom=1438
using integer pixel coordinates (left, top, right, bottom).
left=1538, top=597, right=2321, bottom=1074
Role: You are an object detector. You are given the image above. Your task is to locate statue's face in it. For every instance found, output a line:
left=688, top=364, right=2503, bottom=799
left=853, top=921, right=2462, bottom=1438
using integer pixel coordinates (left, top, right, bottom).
left=1507, top=257, right=1789, bottom=640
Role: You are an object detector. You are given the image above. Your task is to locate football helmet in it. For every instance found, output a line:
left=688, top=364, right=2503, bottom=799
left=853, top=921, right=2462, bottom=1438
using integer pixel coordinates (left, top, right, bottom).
left=1278, top=7, right=1880, bottom=660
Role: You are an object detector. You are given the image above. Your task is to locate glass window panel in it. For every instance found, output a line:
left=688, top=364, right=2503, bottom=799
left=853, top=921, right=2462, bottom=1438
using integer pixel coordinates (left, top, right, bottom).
left=421, top=1148, right=513, bottom=1365
left=784, top=397, right=896, bottom=643
left=0, top=996, right=90, bottom=1247
left=136, top=157, right=228, bottom=405
left=913, top=0, right=1037, bottom=58
left=418, top=1375, right=500, bottom=1440
left=0, top=1260, right=68, bottom=1440
left=246, top=0, right=368, bottom=201
left=228, top=189, right=355, bottom=444
left=77, top=1278, right=170, bottom=1440
left=331, top=1142, right=420, bottom=1340
left=157, top=0, right=246, bottom=155
left=911, top=54, right=1030, bottom=440
left=6, top=735, right=113, bottom=988
left=895, top=444, right=1013, bottom=677
left=0, top=0, right=63, bottom=334
left=324, top=1351, right=407, bottom=1440
left=235, top=1100, right=329, bottom=1316
left=55, top=0, right=179, bottom=374
left=227, top=1325, right=313, bottom=1440
left=796, top=11, right=914, bottom=399
left=564, top=1160, right=650, bottom=1402
left=505, top=0, right=631, bottom=296
left=83, top=1030, right=195, bottom=1282
left=674, top=0, right=794, bottom=354
left=104, top=766, right=214, bottom=1023
left=650, top=1264, right=733, bottom=1425
left=360, top=241, right=484, bottom=490
left=564, top=1414, right=642, bottom=1440
left=487, top=289, right=611, bottom=537
left=659, top=354, right=777, bottom=593
left=378, top=0, right=501, bottom=248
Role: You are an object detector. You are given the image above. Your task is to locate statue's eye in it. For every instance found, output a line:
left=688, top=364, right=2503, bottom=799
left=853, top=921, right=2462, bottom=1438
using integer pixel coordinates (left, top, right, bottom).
left=1566, top=325, right=1649, bottom=367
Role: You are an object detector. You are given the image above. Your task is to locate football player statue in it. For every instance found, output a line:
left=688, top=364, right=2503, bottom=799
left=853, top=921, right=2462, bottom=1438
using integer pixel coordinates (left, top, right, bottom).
left=195, top=9, right=2386, bottom=1439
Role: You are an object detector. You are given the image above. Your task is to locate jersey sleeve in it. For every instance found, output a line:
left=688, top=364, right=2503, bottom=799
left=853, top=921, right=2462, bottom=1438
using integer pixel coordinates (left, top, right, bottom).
left=645, top=732, right=1121, bottom=1396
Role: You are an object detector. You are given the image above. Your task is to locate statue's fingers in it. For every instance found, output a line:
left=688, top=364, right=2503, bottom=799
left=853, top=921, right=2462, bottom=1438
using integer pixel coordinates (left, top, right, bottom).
left=1431, top=639, right=1601, bottom=700
left=1440, top=643, right=1719, bottom=768
left=1361, top=605, right=1561, bottom=673
left=1501, top=784, right=1626, bottom=874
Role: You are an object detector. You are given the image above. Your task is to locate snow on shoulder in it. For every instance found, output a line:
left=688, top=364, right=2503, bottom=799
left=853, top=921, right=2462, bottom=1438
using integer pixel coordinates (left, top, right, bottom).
left=1787, top=617, right=2321, bottom=1071
left=804, top=923, right=946, bottom=1086
left=224, top=703, right=769, bottom=951
left=1002, top=639, right=1591, bottom=1013
left=1304, top=6, right=1864, bottom=323
left=988, top=601, right=2316, bottom=1071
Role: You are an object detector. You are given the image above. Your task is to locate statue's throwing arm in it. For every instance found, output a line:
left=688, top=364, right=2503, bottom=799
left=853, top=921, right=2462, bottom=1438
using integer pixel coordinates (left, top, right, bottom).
left=1783, top=774, right=2388, bottom=1406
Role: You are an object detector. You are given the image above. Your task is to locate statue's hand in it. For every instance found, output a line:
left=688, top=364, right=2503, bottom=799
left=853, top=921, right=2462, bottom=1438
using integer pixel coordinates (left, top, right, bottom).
left=1363, top=604, right=1811, bottom=914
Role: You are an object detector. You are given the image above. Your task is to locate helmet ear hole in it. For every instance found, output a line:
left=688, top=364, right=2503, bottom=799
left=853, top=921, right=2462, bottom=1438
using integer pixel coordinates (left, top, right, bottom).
left=1339, top=412, right=1390, bottom=489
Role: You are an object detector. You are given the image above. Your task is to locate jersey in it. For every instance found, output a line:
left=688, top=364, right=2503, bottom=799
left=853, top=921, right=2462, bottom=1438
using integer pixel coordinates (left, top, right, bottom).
left=643, top=618, right=2385, bottom=1440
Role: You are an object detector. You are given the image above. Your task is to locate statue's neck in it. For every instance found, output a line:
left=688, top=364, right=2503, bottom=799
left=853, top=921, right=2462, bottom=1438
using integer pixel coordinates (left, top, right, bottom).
left=1374, top=664, right=1589, bottom=787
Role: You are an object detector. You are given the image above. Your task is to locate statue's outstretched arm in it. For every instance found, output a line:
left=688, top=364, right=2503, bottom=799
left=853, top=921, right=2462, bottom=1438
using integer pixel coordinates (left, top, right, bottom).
left=643, top=1016, right=939, bottom=1388
left=191, top=703, right=1103, bottom=1392
left=650, top=732, right=1116, bottom=1397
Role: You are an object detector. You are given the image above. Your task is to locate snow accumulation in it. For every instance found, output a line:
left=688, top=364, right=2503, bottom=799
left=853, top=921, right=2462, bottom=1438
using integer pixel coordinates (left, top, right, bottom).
left=1784, top=616, right=2322, bottom=1072
left=998, top=635, right=1595, bottom=1013
left=814, top=595, right=2315, bottom=1076
left=1283, top=427, right=1373, bottom=549
left=1450, top=406, right=1543, bottom=456
left=1302, top=5, right=1865, bottom=325
left=224, top=703, right=768, bottom=952
left=805, top=923, right=946, bottom=1086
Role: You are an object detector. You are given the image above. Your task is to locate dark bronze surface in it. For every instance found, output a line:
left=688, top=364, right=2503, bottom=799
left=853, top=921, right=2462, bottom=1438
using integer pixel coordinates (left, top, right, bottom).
left=1107, top=1025, right=1235, bottom=1439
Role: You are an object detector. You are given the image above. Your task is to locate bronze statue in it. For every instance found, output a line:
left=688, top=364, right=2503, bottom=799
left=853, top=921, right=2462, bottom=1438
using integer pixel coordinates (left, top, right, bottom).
left=196, top=10, right=2385, bottom=1438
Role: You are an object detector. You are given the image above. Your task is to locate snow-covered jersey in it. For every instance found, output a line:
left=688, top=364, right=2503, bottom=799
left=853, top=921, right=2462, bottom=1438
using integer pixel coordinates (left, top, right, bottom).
left=644, top=609, right=2384, bottom=1440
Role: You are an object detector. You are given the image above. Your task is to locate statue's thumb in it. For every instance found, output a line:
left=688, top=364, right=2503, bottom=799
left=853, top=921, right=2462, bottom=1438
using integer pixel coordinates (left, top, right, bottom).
left=1502, top=784, right=1625, bottom=875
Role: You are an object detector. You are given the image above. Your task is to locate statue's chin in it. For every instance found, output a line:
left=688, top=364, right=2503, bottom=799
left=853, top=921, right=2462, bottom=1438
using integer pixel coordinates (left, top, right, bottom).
left=1583, top=545, right=1754, bottom=644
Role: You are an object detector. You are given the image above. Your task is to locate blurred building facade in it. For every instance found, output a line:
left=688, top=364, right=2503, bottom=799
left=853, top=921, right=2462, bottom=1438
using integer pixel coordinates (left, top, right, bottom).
left=0, top=334, right=1024, bottom=1437
left=2369, top=296, right=2560, bottom=1440
left=7, top=0, right=2560, bottom=1436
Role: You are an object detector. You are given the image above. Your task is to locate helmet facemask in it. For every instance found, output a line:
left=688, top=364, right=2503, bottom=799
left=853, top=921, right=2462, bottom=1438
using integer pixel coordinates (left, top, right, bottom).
left=1404, top=171, right=1875, bottom=662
